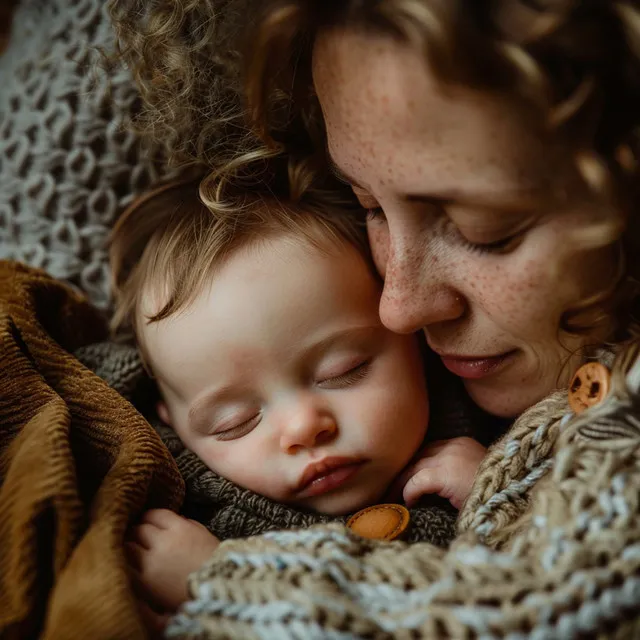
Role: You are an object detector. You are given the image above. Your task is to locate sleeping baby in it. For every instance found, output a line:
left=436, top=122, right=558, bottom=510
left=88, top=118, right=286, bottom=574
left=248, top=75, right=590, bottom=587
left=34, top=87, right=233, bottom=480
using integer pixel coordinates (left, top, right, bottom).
left=109, top=179, right=486, bottom=615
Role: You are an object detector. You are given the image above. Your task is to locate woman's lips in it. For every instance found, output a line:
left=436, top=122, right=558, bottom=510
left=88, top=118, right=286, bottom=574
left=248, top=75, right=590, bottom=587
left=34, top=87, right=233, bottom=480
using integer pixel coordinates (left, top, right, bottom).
left=296, top=457, right=366, bottom=499
left=438, top=350, right=517, bottom=379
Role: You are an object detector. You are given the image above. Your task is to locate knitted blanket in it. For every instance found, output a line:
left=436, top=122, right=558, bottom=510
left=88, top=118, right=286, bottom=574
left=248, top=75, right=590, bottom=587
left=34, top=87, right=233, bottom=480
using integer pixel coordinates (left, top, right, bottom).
left=0, top=0, right=179, bottom=312
left=165, top=349, right=640, bottom=638
left=0, top=260, right=184, bottom=640
left=75, top=341, right=458, bottom=547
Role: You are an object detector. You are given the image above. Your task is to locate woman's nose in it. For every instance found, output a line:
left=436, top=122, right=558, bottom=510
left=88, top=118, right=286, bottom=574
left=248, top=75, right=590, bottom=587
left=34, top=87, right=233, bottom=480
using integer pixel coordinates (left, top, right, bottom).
left=378, top=237, right=466, bottom=334
left=279, top=399, right=338, bottom=454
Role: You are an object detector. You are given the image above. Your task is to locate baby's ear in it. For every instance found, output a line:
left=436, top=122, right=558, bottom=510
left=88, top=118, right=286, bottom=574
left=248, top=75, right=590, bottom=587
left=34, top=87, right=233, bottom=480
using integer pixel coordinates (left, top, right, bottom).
left=156, top=401, right=173, bottom=426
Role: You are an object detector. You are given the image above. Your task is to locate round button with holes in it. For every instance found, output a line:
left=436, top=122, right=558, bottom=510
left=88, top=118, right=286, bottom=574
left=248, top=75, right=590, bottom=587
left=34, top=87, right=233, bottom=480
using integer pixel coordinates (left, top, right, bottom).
left=568, top=362, right=611, bottom=414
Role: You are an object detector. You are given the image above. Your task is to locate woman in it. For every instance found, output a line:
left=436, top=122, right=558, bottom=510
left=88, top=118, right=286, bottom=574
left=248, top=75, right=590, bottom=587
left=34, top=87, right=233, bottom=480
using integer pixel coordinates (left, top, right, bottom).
left=111, top=0, right=640, bottom=423
left=109, top=0, right=640, bottom=636
left=242, top=0, right=640, bottom=421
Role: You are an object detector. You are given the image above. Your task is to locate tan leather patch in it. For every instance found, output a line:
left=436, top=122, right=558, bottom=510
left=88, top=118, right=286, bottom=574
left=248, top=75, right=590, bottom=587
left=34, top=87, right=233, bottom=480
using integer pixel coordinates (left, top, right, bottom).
left=346, top=504, right=410, bottom=541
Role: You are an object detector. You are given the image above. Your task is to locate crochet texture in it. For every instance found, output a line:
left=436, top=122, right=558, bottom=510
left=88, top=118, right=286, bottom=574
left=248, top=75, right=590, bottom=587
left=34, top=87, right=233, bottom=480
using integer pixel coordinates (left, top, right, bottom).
left=0, top=0, right=174, bottom=310
left=166, top=351, right=640, bottom=638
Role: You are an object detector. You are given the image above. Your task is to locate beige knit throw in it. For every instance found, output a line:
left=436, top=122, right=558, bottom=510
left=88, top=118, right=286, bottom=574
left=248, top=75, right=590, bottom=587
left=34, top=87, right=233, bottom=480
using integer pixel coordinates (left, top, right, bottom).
left=165, top=345, right=640, bottom=638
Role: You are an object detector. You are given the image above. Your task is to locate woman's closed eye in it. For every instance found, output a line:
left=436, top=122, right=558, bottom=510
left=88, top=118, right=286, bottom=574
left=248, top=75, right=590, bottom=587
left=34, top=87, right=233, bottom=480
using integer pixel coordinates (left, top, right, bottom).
left=316, top=359, right=372, bottom=389
left=453, top=225, right=527, bottom=254
left=444, top=212, right=535, bottom=255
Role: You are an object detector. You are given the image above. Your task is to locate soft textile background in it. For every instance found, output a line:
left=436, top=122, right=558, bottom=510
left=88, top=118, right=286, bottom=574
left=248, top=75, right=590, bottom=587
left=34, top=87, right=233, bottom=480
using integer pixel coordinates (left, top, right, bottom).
left=0, top=0, right=177, bottom=310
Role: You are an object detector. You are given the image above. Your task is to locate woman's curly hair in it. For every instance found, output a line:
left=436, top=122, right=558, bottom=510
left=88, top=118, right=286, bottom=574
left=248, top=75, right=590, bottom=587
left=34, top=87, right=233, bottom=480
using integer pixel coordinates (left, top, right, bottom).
left=107, top=0, right=257, bottom=168
left=109, top=0, right=640, bottom=345
left=108, top=0, right=356, bottom=205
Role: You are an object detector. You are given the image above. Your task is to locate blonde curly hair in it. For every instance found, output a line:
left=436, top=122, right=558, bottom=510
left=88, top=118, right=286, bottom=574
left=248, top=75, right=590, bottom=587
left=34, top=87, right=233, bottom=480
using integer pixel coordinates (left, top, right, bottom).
left=107, top=0, right=255, bottom=168
left=109, top=0, right=640, bottom=344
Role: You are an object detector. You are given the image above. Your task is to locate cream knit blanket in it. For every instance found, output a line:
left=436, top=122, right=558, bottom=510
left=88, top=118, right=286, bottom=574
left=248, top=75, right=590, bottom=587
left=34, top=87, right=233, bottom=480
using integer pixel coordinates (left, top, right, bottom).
left=0, top=0, right=176, bottom=310
left=166, top=347, right=640, bottom=638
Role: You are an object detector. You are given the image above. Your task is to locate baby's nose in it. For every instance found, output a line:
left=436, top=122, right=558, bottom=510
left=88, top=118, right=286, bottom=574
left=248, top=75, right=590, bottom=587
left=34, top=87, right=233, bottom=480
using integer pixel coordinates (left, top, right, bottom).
left=279, top=402, right=338, bottom=454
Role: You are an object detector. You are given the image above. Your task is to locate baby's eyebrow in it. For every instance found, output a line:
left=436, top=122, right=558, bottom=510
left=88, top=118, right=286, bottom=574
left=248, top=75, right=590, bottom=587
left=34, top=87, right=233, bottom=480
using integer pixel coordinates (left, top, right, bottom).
left=300, top=325, right=382, bottom=362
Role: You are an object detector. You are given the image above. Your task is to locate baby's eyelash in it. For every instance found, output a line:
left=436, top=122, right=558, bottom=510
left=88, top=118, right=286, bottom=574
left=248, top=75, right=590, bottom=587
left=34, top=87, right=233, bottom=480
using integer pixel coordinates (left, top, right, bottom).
left=214, top=414, right=261, bottom=441
left=317, top=360, right=372, bottom=389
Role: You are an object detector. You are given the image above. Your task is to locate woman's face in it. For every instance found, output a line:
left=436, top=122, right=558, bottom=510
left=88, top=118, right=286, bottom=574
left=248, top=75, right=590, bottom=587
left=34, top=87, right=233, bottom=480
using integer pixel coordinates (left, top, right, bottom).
left=312, top=28, right=617, bottom=418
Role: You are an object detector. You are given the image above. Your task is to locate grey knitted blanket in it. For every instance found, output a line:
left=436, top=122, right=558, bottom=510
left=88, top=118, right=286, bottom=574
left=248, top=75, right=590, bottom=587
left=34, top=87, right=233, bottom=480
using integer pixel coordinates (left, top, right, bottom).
left=0, top=0, right=179, bottom=311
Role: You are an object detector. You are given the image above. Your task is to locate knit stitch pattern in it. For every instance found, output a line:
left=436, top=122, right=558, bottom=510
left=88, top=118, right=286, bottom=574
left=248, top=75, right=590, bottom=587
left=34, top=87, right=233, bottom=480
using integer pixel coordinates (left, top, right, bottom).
left=165, top=346, right=640, bottom=639
left=0, top=0, right=176, bottom=310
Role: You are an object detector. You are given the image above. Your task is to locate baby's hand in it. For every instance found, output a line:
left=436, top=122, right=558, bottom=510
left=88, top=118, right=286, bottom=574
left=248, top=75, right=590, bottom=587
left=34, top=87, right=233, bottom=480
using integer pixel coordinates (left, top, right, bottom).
left=126, top=508, right=220, bottom=613
left=401, top=437, right=487, bottom=510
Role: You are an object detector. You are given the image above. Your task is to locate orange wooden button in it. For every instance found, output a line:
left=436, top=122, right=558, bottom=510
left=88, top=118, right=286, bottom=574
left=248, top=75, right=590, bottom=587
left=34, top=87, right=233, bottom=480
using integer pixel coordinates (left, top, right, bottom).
left=346, top=504, right=410, bottom=541
left=568, top=362, right=611, bottom=415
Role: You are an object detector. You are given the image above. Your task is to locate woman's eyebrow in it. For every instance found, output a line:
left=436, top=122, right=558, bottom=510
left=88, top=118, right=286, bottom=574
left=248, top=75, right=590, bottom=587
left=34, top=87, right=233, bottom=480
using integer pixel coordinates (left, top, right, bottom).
left=329, top=156, right=541, bottom=211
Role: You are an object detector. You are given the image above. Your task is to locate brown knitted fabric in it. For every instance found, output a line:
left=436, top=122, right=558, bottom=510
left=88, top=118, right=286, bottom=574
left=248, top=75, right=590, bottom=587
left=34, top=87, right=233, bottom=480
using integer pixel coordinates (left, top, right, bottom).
left=0, top=260, right=184, bottom=640
left=165, top=344, right=640, bottom=638
left=76, top=341, right=459, bottom=546
left=157, top=421, right=457, bottom=545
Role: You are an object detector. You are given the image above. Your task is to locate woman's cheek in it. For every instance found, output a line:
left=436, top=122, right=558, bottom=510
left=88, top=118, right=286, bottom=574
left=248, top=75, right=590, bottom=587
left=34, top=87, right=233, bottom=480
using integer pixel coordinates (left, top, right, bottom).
left=367, top=221, right=390, bottom=277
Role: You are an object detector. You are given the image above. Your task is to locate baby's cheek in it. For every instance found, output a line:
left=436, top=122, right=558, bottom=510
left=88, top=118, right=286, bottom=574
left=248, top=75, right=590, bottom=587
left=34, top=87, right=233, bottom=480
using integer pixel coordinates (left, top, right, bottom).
left=373, top=382, right=428, bottom=452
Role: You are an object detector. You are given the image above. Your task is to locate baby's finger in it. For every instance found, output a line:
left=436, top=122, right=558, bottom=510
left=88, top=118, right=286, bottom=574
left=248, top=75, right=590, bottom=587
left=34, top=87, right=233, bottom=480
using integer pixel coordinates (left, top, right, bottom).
left=403, top=469, right=445, bottom=508
left=142, top=508, right=181, bottom=529
left=395, top=455, right=441, bottom=490
left=132, top=523, right=162, bottom=549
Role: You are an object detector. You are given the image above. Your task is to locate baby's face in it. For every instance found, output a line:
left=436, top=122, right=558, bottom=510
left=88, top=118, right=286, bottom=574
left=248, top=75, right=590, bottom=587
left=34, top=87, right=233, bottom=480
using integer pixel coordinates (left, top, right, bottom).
left=141, top=233, right=429, bottom=515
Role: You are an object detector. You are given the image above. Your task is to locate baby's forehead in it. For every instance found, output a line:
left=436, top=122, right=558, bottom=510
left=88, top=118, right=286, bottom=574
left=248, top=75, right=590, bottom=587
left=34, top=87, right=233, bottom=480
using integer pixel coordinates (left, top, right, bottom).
left=138, top=222, right=357, bottom=312
left=137, top=227, right=380, bottom=379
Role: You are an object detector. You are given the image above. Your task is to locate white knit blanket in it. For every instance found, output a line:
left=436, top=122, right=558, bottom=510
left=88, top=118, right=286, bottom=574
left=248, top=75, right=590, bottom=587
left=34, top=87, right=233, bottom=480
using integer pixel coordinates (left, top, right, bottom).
left=0, top=0, right=175, bottom=309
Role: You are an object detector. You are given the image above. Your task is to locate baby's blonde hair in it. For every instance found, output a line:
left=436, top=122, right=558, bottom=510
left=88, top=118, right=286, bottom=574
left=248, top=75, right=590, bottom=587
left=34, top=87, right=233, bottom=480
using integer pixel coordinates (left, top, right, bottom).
left=109, top=177, right=369, bottom=344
